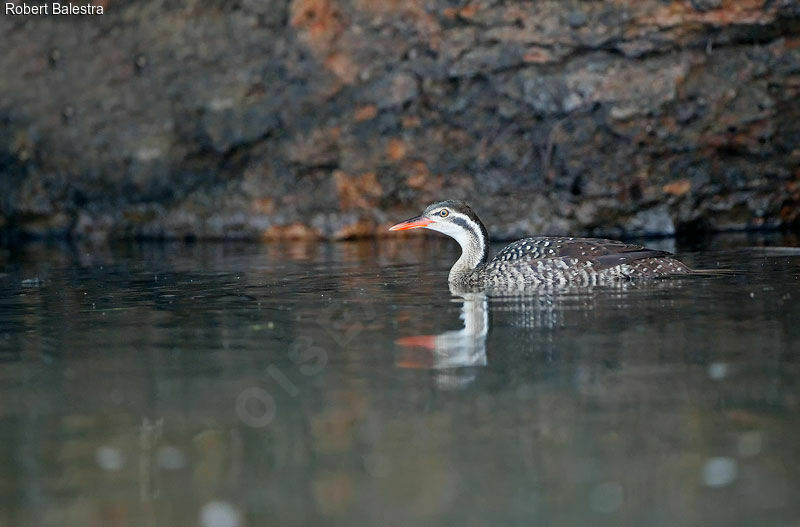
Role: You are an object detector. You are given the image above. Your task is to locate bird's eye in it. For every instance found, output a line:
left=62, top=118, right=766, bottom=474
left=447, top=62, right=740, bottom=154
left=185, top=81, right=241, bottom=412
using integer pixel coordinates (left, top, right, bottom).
left=439, top=209, right=449, bottom=217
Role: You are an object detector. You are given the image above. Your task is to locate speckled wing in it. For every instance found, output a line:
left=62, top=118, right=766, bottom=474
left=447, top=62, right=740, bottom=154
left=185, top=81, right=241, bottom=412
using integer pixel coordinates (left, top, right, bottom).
left=492, top=237, right=673, bottom=270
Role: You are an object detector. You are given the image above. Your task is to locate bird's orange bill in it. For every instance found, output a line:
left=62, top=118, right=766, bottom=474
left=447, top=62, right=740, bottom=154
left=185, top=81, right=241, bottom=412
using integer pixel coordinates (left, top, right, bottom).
left=395, top=335, right=437, bottom=349
left=394, top=335, right=437, bottom=368
left=395, top=350, right=436, bottom=369
left=388, top=216, right=433, bottom=231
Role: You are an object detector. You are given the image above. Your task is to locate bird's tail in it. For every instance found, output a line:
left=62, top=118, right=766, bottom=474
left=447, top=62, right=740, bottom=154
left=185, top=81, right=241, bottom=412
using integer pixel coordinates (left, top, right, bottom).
left=686, top=267, right=739, bottom=276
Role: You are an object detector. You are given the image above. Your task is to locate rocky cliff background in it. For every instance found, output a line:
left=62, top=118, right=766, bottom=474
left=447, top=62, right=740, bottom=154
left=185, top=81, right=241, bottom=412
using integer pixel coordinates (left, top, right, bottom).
left=1, top=0, right=799, bottom=242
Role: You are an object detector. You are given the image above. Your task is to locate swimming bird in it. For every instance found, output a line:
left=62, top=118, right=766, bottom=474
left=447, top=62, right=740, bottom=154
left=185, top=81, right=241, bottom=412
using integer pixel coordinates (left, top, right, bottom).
left=389, top=200, right=693, bottom=289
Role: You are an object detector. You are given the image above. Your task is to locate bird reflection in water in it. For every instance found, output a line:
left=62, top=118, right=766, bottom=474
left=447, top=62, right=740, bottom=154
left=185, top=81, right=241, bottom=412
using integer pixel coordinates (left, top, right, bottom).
left=395, top=289, right=489, bottom=389
left=395, top=278, right=698, bottom=389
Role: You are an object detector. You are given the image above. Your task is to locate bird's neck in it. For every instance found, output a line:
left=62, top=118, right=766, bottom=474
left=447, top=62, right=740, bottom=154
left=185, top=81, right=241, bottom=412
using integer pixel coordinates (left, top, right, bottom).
left=446, top=218, right=489, bottom=284
left=449, top=247, right=486, bottom=283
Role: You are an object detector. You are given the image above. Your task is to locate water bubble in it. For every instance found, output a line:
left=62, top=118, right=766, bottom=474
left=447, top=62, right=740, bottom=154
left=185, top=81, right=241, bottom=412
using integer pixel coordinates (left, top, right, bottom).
left=95, top=446, right=125, bottom=471
left=199, top=501, right=240, bottom=527
left=707, top=362, right=728, bottom=380
left=702, top=457, right=738, bottom=487
left=590, top=481, right=623, bottom=513
left=157, top=445, right=187, bottom=470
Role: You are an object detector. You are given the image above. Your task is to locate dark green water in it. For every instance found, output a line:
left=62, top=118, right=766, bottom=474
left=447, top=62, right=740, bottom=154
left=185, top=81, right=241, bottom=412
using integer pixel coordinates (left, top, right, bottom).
left=1, top=235, right=799, bottom=527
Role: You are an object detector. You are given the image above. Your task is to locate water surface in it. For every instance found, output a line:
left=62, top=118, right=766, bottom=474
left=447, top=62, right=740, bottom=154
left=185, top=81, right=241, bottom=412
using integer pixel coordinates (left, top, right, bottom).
left=1, top=235, right=799, bottom=526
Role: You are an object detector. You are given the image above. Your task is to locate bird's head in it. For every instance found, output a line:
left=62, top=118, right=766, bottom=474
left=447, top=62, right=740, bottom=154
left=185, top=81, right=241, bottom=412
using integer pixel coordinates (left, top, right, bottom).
left=389, top=200, right=487, bottom=249
left=390, top=200, right=490, bottom=279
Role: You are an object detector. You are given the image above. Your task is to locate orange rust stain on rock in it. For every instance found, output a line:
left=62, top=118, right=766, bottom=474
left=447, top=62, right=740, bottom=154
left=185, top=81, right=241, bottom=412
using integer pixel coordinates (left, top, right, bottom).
left=356, top=0, right=441, bottom=49
left=251, top=198, right=275, bottom=215
left=386, top=138, right=407, bottom=161
left=458, top=4, right=479, bottom=18
left=354, top=105, right=378, bottom=122
left=702, top=120, right=772, bottom=151
left=334, top=219, right=377, bottom=239
left=334, top=170, right=382, bottom=210
left=404, top=161, right=440, bottom=191
left=402, top=115, right=421, bottom=128
left=440, top=5, right=477, bottom=22
left=642, top=0, right=775, bottom=27
left=285, top=126, right=341, bottom=165
left=406, top=172, right=427, bottom=189
left=324, top=52, right=359, bottom=84
left=523, top=47, right=555, bottom=64
left=780, top=205, right=799, bottom=223
left=262, top=223, right=323, bottom=241
left=290, top=0, right=343, bottom=43
left=663, top=179, right=692, bottom=196
left=408, top=160, right=429, bottom=175
left=291, top=0, right=359, bottom=83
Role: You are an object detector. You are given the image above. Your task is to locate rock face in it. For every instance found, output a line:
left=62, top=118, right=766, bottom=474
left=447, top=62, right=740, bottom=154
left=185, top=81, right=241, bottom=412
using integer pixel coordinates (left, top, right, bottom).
left=1, top=0, right=799, bottom=242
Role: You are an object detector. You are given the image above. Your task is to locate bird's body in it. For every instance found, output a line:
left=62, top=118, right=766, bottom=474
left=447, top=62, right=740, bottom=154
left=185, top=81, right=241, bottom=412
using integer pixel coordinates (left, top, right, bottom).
left=464, top=236, right=690, bottom=288
left=389, top=200, right=692, bottom=289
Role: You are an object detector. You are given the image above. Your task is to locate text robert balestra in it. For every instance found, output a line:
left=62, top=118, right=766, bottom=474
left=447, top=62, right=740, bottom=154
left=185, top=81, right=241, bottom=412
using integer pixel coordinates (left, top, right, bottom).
left=5, top=2, right=104, bottom=15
